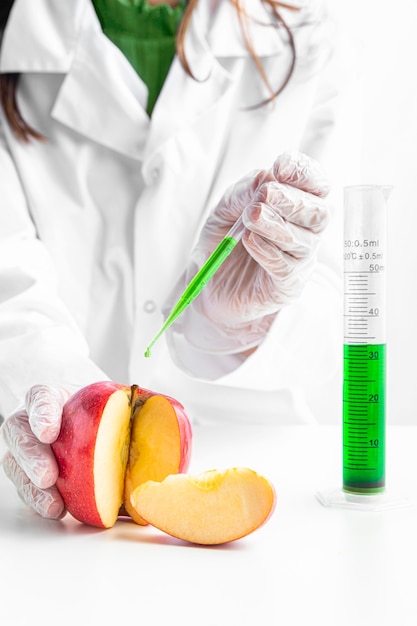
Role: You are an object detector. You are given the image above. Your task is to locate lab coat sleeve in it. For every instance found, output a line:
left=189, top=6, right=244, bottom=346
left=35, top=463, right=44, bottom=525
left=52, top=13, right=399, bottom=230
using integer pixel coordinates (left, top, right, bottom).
left=0, top=121, right=108, bottom=418
left=166, top=255, right=342, bottom=382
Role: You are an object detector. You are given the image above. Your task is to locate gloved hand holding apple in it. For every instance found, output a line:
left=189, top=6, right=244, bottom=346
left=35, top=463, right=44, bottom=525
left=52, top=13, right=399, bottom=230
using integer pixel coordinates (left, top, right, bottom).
left=2, top=384, right=72, bottom=520
left=2, top=382, right=276, bottom=545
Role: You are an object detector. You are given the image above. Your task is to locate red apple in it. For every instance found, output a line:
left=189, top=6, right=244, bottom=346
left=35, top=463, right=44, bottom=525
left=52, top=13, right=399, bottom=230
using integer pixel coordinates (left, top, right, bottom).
left=129, top=467, right=277, bottom=545
left=51, top=381, right=192, bottom=529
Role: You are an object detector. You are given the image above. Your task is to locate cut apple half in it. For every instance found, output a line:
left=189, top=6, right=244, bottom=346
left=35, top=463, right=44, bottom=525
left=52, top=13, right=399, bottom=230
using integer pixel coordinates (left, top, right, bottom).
left=52, top=382, right=132, bottom=529
left=124, top=394, right=191, bottom=525
left=129, top=467, right=277, bottom=545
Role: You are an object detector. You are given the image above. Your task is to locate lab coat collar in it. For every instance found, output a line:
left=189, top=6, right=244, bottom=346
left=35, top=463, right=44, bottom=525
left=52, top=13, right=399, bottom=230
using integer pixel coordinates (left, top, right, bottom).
left=0, top=0, right=287, bottom=159
left=0, top=0, right=86, bottom=72
left=1, top=0, right=151, bottom=159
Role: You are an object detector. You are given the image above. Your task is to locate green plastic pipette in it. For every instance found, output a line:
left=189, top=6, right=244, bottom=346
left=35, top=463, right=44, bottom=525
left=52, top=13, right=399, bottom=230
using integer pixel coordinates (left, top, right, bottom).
left=144, top=216, right=246, bottom=357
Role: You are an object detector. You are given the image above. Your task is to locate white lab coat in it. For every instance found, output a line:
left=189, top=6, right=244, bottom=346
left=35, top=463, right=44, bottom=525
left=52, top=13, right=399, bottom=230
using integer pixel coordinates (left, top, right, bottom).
left=0, top=0, right=343, bottom=425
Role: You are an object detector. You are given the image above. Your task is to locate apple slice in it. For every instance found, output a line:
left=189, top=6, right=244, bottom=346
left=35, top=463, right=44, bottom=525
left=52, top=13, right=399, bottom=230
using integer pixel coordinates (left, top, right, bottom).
left=129, top=467, right=276, bottom=545
left=123, top=391, right=192, bottom=525
left=51, top=381, right=192, bottom=529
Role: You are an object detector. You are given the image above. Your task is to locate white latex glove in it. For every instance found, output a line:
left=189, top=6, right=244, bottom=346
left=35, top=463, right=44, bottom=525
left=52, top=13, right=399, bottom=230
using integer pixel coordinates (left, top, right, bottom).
left=1, top=384, right=73, bottom=519
left=176, top=151, right=331, bottom=354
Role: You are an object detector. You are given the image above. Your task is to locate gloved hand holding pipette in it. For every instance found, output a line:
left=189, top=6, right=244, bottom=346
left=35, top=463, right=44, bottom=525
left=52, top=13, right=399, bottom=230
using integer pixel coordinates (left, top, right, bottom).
left=166, top=151, right=330, bottom=356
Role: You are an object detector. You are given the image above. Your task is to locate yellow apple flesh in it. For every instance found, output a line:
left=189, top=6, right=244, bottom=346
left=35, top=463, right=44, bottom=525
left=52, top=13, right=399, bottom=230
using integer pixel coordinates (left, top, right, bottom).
left=129, top=467, right=277, bottom=545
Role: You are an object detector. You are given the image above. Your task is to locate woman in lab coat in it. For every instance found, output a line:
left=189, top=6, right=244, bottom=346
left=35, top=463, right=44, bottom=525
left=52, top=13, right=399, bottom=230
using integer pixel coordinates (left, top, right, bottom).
left=0, top=0, right=340, bottom=519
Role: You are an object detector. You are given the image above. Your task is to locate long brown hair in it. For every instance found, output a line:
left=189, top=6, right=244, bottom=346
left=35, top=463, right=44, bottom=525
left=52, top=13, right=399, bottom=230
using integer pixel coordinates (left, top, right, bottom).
left=0, top=0, right=298, bottom=143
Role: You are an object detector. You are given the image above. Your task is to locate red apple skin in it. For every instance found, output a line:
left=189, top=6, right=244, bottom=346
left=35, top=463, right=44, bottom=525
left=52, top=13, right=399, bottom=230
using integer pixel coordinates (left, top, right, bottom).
left=172, top=397, right=192, bottom=474
left=51, top=381, right=133, bottom=528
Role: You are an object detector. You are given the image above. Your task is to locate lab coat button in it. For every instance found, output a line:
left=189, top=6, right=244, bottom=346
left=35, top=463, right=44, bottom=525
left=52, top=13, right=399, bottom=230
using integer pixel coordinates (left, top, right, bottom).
left=143, top=300, right=157, bottom=313
left=150, top=167, right=160, bottom=181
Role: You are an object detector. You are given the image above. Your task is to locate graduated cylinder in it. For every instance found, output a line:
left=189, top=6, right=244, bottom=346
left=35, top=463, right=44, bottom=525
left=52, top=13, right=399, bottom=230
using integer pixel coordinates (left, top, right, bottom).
left=342, top=185, right=391, bottom=495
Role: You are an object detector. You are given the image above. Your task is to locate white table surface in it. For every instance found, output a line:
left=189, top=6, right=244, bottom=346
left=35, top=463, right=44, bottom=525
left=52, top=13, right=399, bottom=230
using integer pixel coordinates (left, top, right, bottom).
left=1, top=424, right=417, bottom=626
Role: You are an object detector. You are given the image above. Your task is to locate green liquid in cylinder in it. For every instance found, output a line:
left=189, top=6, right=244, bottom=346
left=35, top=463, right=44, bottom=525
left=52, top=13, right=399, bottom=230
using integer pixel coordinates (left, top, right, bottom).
left=343, top=344, right=386, bottom=494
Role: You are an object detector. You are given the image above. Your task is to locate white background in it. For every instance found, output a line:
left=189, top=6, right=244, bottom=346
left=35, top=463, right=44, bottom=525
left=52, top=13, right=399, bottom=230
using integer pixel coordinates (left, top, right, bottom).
left=329, top=1, right=417, bottom=424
